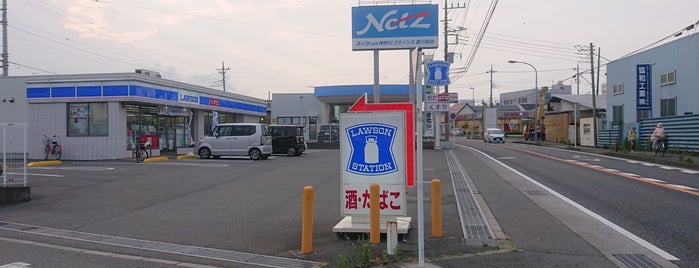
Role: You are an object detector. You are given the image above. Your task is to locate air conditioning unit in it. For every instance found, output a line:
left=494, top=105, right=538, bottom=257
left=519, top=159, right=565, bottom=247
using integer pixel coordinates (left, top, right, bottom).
left=135, top=69, right=162, bottom=78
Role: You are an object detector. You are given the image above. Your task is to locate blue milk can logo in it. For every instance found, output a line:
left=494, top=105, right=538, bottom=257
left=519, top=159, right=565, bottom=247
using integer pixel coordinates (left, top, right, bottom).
left=346, top=123, right=398, bottom=176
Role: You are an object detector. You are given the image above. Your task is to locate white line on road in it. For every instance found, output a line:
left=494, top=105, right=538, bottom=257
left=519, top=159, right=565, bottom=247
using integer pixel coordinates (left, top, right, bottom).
left=150, top=162, right=229, bottom=167
left=25, top=173, right=64, bottom=178
left=29, top=167, right=115, bottom=171
left=643, top=178, right=666, bottom=183
left=667, top=184, right=699, bottom=191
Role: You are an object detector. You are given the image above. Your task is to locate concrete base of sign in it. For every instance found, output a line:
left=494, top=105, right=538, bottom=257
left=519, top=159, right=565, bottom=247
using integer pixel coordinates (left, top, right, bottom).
left=333, top=216, right=411, bottom=235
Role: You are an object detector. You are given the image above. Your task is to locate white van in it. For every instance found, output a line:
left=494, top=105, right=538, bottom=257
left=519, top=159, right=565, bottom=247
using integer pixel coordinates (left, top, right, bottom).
left=196, top=123, right=272, bottom=160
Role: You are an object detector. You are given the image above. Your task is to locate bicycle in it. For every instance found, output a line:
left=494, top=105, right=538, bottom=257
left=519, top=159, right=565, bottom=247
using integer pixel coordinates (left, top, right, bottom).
left=134, top=139, right=152, bottom=163
left=651, top=136, right=666, bottom=157
left=43, top=135, right=62, bottom=160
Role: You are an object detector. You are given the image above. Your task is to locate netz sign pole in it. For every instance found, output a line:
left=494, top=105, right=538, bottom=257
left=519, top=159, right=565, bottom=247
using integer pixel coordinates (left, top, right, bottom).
left=351, top=5, right=437, bottom=265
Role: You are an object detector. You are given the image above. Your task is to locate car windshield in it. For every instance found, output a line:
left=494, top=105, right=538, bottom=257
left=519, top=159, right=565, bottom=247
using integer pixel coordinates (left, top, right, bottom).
left=490, top=129, right=503, bottom=134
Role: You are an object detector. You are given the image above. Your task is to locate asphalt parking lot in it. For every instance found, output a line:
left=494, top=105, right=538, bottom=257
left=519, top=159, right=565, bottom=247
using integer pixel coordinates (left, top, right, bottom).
left=1, top=149, right=480, bottom=267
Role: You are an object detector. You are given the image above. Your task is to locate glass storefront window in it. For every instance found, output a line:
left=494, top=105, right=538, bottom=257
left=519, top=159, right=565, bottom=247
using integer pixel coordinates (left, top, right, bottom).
left=67, top=102, right=108, bottom=136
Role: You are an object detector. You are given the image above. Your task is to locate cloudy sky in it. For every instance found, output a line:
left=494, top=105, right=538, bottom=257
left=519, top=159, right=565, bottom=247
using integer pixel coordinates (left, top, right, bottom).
left=6, top=0, right=699, bottom=102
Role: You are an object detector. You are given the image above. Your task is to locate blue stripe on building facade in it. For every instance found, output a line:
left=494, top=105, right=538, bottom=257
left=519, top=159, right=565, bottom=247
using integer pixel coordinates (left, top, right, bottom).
left=77, top=86, right=101, bottom=97
left=27, top=84, right=266, bottom=114
left=51, top=86, right=76, bottom=97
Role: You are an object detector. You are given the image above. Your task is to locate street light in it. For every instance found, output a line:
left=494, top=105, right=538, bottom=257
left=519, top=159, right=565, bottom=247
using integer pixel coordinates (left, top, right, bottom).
left=508, top=60, right=539, bottom=142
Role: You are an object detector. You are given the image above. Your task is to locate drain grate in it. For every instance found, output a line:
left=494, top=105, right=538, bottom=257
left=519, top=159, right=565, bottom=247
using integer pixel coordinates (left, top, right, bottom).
left=0, top=221, right=319, bottom=268
left=613, top=254, right=662, bottom=268
left=446, top=150, right=495, bottom=242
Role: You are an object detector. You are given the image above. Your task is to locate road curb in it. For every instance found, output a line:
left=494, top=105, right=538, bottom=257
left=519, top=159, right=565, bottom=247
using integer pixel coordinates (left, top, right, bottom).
left=176, top=154, right=196, bottom=160
left=27, top=160, right=62, bottom=167
left=143, top=157, right=168, bottom=163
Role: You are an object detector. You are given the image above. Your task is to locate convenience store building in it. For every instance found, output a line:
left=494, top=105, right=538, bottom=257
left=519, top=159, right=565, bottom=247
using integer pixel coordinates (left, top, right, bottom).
left=0, top=71, right=268, bottom=160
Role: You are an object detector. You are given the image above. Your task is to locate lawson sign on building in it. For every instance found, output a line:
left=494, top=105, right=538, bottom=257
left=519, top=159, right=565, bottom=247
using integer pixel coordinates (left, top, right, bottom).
left=352, top=4, right=439, bottom=50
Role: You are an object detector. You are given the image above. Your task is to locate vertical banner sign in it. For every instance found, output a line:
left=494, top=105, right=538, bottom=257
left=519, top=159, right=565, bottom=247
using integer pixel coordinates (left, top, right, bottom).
left=352, top=4, right=439, bottom=50
left=426, top=61, right=451, bottom=86
left=211, top=111, right=219, bottom=132
left=340, top=112, right=407, bottom=216
left=636, top=64, right=652, bottom=110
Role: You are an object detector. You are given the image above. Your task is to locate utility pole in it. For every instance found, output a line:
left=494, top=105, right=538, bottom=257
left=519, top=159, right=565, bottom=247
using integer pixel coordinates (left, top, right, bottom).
left=217, top=61, right=230, bottom=92
left=574, top=63, right=580, bottom=147
left=442, top=0, right=466, bottom=93
left=1, top=0, right=8, bottom=76
left=442, top=1, right=466, bottom=147
left=486, top=65, right=496, bottom=107
left=590, top=43, right=598, bottom=147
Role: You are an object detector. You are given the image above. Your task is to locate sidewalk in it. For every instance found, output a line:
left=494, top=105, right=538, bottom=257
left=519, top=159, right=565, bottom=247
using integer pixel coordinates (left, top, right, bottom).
left=520, top=139, right=699, bottom=171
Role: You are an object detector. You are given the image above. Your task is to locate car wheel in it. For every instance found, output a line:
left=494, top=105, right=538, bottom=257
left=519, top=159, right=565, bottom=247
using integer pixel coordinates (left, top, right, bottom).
left=198, top=147, right=211, bottom=159
left=287, top=147, right=297, bottom=157
left=249, top=148, right=262, bottom=160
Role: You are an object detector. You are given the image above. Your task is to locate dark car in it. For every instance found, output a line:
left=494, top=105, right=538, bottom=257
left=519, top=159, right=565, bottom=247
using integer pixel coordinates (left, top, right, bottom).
left=317, top=124, right=339, bottom=142
left=269, top=125, right=306, bottom=156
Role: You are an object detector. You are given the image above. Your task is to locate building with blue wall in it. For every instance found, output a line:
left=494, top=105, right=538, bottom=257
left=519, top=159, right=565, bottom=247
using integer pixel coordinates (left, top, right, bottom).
left=606, top=32, right=699, bottom=131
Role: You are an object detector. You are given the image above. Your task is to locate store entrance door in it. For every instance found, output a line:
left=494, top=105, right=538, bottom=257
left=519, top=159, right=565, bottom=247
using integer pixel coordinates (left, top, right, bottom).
left=158, top=117, right=175, bottom=153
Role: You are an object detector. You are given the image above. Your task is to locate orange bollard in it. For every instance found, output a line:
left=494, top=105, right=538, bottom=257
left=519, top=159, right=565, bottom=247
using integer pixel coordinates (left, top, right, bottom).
left=370, top=183, right=380, bottom=244
left=431, top=179, right=442, bottom=238
left=301, top=186, right=314, bottom=254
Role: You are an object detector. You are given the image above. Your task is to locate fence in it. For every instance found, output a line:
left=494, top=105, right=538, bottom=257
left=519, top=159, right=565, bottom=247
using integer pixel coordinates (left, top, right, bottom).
left=1, top=123, right=27, bottom=186
left=596, top=114, right=699, bottom=151
left=639, top=115, right=699, bottom=151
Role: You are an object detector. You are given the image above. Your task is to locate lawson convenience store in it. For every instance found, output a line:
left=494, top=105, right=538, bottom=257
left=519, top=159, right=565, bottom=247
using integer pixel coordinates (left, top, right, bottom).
left=0, top=72, right=267, bottom=160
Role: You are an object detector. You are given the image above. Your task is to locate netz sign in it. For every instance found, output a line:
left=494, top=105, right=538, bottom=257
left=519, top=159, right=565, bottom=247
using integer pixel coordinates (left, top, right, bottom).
left=351, top=4, right=439, bottom=50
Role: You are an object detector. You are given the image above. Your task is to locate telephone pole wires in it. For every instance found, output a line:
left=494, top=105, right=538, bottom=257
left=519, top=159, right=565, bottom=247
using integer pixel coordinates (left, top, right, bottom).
left=217, top=61, right=230, bottom=92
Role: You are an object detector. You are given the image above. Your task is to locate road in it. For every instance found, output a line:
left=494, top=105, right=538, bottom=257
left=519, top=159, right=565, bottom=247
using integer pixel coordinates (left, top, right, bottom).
left=0, top=140, right=697, bottom=267
left=458, top=138, right=698, bottom=267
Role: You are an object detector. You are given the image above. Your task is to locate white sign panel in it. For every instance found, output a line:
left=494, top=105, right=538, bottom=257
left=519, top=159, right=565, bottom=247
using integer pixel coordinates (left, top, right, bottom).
left=425, top=102, right=449, bottom=112
left=340, top=112, right=406, bottom=216
left=341, top=184, right=406, bottom=216
left=425, top=93, right=458, bottom=103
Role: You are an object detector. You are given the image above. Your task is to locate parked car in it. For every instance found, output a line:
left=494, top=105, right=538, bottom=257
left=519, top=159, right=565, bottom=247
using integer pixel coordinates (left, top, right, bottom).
left=269, top=125, right=306, bottom=156
left=196, top=123, right=272, bottom=160
left=484, top=128, right=505, bottom=143
left=451, top=128, right=464, bottom=136
left=317, top=124, right=339, bottom=142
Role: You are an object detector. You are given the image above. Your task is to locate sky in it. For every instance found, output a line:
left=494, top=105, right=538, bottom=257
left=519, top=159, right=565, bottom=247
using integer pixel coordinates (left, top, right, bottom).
left=6, top=0, right=699, bottom=102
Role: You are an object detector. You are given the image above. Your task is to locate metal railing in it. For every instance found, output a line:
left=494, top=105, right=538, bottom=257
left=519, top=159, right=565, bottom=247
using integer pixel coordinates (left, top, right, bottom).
left=595, top=114, right=699, bottom=152
left=1, top=123, right=27, bottom=187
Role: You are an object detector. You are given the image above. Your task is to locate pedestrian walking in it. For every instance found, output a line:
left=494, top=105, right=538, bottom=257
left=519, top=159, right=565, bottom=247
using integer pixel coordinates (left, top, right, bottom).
left=627, top=127, right=637, bottom=152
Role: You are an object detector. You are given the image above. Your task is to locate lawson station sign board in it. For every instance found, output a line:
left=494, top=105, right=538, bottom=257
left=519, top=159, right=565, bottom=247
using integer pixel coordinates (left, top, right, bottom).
left=339, top=112, right=407, bottom=216
left=351, top=4, right=439, bottom=50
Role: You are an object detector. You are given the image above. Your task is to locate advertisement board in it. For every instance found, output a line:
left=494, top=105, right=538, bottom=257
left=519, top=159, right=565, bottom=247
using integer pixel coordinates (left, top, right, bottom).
left=636, top=64, right=652, bottom=110
left=339, top=112, right=406, bottom=216
left=351, top=4, right=439, bottom=50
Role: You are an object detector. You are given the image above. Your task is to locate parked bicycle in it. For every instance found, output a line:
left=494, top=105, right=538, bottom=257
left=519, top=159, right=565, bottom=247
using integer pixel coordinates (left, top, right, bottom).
left=134, top=138, right=152, bottom=163
left=43, top=134, right=62, bottom=160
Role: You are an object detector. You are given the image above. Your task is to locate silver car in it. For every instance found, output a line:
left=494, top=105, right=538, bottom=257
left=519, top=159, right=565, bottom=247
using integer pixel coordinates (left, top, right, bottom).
left=197, top=123, right=272, bottom=160
left=484, top=128, right=505, bottom=143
